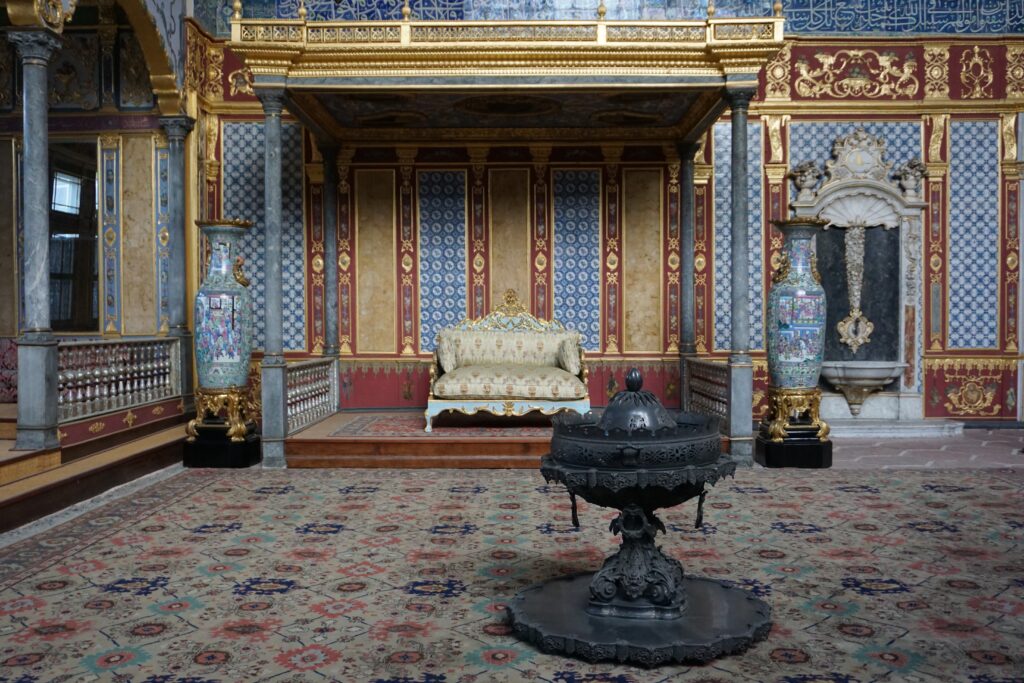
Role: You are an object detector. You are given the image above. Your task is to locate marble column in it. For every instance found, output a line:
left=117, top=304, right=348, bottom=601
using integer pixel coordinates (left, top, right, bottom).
left=678, top=142, right=698, bottom=356
left=160, top=116, right=196, bottom=410
left=258, top=89, right=287, bottom=468
left=319, top=143, right=340, bottom=359
left=725, top=87, right=755, bottom=460
left=10, top=31, right=61, bottom=451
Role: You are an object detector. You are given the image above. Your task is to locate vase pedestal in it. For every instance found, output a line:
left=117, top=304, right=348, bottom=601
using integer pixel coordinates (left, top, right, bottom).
left=756, top=387, right=832, bottom=469
left=755, top=425, right=832, bottom=468
left=184, top=387, right=260, bottom=468
left=184, top=421, right=260, bottom=468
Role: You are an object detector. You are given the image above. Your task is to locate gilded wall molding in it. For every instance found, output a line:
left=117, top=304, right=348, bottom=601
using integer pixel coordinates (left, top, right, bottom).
left=923, top=45, right=949, bottom=100
left=794, top=49, right=919, bottom=100
left=1008, top=46, right=1024, bottom=100
left=958, top=46, right=993, bottom=99
left=764, top=41, right=791, bottom=101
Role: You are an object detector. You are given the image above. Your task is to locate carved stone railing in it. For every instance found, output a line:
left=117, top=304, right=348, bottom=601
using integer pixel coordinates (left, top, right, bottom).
left=57, top=337, right=181, bottom=423
left=683, top=356, right=753, bottom=459
left=286, top=358, right=338, bottom=435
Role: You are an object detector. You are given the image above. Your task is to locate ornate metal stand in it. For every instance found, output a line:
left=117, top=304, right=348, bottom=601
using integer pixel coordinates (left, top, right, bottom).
left=756, top=387, right=832, bottom=469
left=184, top=386, right=260, bottom=468
left=762, top=386, right=829, bottom=442
left=186, top=386, right=255, bottom=443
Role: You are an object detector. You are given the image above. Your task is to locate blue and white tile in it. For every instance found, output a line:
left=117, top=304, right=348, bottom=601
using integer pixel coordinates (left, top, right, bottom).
left=552, top=169, right=602, bottom=351
left=222, top=121, right=306, bottom=351
left=947, top=120, right=1000, bottom=349
left=418, top=170, right=468, bottom=352
left=713, top=121, right=763, bottom=352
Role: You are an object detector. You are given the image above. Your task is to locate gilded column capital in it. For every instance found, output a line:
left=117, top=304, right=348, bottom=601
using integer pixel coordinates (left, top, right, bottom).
left=7, top=31, right=61, bottom=65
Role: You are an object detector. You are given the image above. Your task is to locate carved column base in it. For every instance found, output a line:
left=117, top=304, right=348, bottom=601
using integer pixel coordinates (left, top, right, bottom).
left=587, top=505, right=686, bottom=620
left=186, top=387, right=255, bottom=443
left=761, top=387, right=830, bottom=443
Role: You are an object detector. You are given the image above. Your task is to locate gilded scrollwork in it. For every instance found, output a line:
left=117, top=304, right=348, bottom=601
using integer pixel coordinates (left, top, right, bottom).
left=794, top=49, right=919, bottom=99
left=1008, top=46, right=1024, bottom=99
left=228, top=67, right=255, bottom=96
left=762, top=387, right=829, bottom=443
left=764, top=41, right=791, bottom=100
left=923, top=46, right=949, bottom=99
left=958, top=46, right=993, bottom=99
left=927, top=113, right=948, bottom=163
left=836, top=225, right=873, bottom=353
left=1001, top=114, right=1017, bottom=163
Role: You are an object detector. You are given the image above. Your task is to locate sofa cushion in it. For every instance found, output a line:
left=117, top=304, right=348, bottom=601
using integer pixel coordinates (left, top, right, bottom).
left=437, top=334, right=457, bottom=373
left=444, top=330, right=576, bottom=368
left=433, top=365, right=588, bottom=400
left=558, top=336, right=581, bottom=376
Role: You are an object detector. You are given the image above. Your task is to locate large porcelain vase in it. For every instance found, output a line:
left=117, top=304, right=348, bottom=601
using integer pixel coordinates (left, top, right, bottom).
left=766, top=218, right=828, bottom=389
left=194, top=219, right=253, bottom=390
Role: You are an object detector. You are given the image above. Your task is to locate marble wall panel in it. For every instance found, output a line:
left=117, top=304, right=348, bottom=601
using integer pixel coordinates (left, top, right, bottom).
left=622, top=168, right=663, bottom=353
left=488, top=169, right=531, bottom=308
left=356, top=169, right=397, bottom=354
left=120, top=135, right=157, bottom=336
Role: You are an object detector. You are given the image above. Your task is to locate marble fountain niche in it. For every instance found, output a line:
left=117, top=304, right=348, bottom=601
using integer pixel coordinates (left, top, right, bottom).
left=789, top=129, right=958, bottom=435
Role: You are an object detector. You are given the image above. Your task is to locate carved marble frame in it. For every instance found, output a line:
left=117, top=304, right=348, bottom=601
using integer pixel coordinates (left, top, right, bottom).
left=790, top=131, right=927, bottom=420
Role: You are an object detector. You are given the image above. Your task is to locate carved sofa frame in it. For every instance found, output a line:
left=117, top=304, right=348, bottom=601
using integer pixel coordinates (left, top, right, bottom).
left=425, top=290, right=590, bottom=432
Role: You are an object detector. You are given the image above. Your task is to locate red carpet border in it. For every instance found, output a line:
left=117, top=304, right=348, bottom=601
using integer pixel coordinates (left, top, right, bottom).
left=0, top=468, right=1022, bottom=682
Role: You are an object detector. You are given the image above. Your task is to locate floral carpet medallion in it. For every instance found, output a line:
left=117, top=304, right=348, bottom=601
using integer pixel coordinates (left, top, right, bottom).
left=0, top=468, right=1022, bottom=682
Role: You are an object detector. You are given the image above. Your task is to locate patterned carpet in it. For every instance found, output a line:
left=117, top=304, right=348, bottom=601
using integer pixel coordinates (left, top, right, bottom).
left=328, top=412, right=554, bottom=438
left=1, top=467, right=1023, bottom=683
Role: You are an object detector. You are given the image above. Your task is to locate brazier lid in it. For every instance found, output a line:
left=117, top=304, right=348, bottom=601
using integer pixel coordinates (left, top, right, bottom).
left=598, top=368, right=676, bottom=434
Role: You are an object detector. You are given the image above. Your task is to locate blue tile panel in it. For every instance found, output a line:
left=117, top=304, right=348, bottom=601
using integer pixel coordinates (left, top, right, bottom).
left=221, top=121, right=306, bottom=351
left=713, top=121, right=763, bottom=352
left=948, top=119, right=1000, bottom=349
left=418, top=170, right=468, bottom=353
left=789, top=121, right=921, bottom=176
left=552, top=169, right=602, bottom=351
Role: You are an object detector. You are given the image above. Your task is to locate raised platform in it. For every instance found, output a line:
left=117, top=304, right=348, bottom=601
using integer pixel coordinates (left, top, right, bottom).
left=285, top=410, right=555, bottom=468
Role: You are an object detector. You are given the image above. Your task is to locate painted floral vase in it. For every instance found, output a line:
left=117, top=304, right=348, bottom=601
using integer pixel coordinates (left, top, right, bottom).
left=194, top=219, right=253, bottom=390
left=766, top=218, right=828, bottom=389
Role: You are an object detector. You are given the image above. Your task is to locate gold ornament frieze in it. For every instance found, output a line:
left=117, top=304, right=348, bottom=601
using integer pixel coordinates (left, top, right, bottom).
left=308, top=25, right=401, bottom=43
left=959, top=46, right=993, bottom=99
left=713, top=22, right=774, bottom=41
left=1008, top=46, right=1024, bottom=99
left=413, top=24, right=596, bottom=43
left=944, top=379, right=999, bottom=416
left=795, top=49, right=919, bottom=100
left=7, top=0, right=78, bottom=32
left=606, top=25, right=704, bottom=42
left=923, top=46, right=949, bottom=99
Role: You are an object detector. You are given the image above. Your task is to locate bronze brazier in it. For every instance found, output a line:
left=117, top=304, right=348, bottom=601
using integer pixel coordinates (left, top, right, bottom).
left=506, top=369, right=772, bottom=666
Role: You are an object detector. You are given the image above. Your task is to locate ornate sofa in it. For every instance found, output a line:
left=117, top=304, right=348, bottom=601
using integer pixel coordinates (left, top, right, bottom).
left=425, top=290, right=590, bottom=431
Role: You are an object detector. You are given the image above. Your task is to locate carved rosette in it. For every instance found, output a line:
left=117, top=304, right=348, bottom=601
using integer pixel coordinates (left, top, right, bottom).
left=923, top=46, right=949, bottom=99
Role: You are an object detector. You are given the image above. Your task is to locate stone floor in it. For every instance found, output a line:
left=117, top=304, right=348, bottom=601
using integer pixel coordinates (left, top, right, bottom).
left=828, top=429, right=1024, bottom=469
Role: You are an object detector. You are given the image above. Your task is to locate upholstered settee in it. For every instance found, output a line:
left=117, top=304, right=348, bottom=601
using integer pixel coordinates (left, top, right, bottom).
left=425, top=290, right=590, bottom=431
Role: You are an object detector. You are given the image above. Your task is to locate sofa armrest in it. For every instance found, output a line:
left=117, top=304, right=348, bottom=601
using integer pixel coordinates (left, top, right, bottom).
left=429, top=351, right=441, bottom=398
left=579, top=347, right=589, bottom=385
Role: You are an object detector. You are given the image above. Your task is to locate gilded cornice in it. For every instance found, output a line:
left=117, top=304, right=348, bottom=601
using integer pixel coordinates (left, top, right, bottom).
left=6, top=0, right=78, bottom=33
left=229, top=16, right=784, bottom=85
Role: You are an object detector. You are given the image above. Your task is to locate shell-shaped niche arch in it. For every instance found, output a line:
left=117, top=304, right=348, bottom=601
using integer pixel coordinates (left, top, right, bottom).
left=817, top=188, right=903, bottom=230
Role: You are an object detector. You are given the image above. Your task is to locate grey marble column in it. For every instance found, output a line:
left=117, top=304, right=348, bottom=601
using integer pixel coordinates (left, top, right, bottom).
left=725, top=87, right=755, bottom=461
left=258, top=89, right=287, bottom=468
left=319, top=143, right=340, bottom=359
left=10, top=32, right=61, bottom=451
left=678, top=142, right=698, bottom=356
left=726, top=88, right=755, bottom=363
left=159, top=116, right=195, bottom=410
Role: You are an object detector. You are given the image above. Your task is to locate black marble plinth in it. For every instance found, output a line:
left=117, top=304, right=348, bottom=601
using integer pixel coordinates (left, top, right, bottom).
left=183, top=422, right=260, bottom=468
left=755, top=426, right=832, bottom=469
left=507, top=574, right=772, bottom=667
